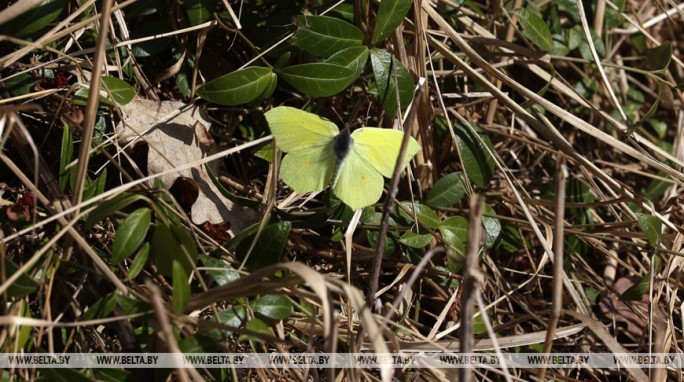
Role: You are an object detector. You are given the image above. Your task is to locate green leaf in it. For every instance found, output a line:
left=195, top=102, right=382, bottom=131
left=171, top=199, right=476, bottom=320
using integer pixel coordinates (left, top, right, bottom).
left=126, top=243, right=149, bottom=280
left=82, top=293, right=118, bottom=320
left=483, top=204, right=501, bottom=249
left=512, top=8, right=553, bottom=52
left=371, top=0, right=413, bottom=45
left=292, top=15, right=363, bottom=58
left=236, top=221, right=291, bottom=270
left=645, top=42, right=672, bottom=72
left=93, top=369, right=130, bottom=382
left=82, top=168, right=107, bottom=201
left=197, top=66, right=273, bottom=105
left=332, top=3, right=355, bottom=22
left=426, top=172, right=467, bottom=208
left=172, top=260, right=190, bottom=314
left=4, top=72, right=37, bottom=96
left=399, top=202, right=441, bottom=229
left=439, top=216, right=468, bottom=251
left=152, top=223, right=199, bottom=276
left=578, top=29, right=605, bottom=60
left=112, top=208, right=151, bottom=265
left=199, top=255, right=240, bottom=286
left=101, top=76, right=136, bottom=105
left=454, top=121, right=495, bottom=188
left=239, top=318, right=272, bottom=343
left=129, top=20, right=172, bottom=57
left=0, top=0, right=66, bottom=38
left=253, top=295, right=294, bottom=320
left=126, top=0, right=167, bottom=17
left=619, top=275, right=651, bottom=301
left=636, top=213, right=661, bottom=246
left=218, top=305, right=247, bottom=331
left=399, top=231, right=432, bottom=248
left=369, top=48, right=414, bottom=115
left=325, top=46, right=369, bottom=78
left=2, top=258, right=38, bottom=298
left=84, top=193, right=148, bottom=230
left=59, top=123, right=74, bottom=192
left=278, top=63, right=356, bottom=97
left=185, top=0, right=216, bottom=26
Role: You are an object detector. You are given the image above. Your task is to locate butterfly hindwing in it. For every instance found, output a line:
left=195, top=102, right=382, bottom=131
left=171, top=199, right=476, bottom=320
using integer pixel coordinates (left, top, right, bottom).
left=280, top=143, right=336, bottom=193
left=333, top=146, right=384, bottom=211
left=351, top=128, right=421, bottom=177
left=265, top=106, right=339, bottom=152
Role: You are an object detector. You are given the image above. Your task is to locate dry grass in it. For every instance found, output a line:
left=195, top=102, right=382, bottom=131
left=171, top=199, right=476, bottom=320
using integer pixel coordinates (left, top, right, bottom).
left=1, top=0, right=683, bottom=381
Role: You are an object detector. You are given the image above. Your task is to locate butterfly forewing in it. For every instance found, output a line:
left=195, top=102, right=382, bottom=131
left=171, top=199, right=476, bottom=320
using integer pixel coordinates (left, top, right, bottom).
left=351, top=128, right=421, bottom=178
left=280, top=143, right=336, bottom=193
left=333, top=147, right=384, bottom=211
left=265, top=106, right=339, bottom=152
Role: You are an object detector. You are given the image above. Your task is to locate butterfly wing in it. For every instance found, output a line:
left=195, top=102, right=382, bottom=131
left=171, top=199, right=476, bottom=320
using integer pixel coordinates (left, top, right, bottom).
left=265, top=106, right=339, bottom=152
left=333, top=147, right=384, bottom=211
left=265, top=106, right=340, bottom=193
left=280, top=143, right=336, bottom=193
left=350, top=128, right=420, bottom=177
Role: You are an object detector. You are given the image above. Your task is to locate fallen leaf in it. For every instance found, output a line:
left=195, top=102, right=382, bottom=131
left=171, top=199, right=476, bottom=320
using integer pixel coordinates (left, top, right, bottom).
left=599, top=276, right=665, bottom=338
left=116, top=98, right=259, bottom=233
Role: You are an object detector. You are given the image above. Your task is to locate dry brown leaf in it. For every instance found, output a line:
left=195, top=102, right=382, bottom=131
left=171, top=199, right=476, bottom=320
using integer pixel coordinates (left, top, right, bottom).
left=116, top=98, right=258, bottom=232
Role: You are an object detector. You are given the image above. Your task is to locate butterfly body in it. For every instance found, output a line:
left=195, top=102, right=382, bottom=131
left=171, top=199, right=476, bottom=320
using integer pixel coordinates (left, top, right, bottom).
left=266, top=106, right=420, bottom=210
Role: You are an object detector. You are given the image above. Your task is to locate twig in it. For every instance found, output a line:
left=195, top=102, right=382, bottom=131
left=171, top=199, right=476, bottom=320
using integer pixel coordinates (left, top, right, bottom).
left=459, top=193, right=484, bottom=382
left=538, top=159, right=567, bottom=381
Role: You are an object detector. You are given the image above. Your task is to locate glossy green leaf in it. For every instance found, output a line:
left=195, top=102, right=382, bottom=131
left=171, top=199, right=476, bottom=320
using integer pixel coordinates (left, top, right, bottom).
left=371, top=0, right=412, bottom=45
left=370, top=48, right=414, bottom=115
left=172, top=260, right=190, bottom=314
left=4, top=72, right=37, bottom=96
left=101, top=76, right=136, bottom=105
left=278, top=63, right=356, bottom=97
left=129, top=20, right=172, bottom=57
left=236, top=221, right=291, bottom=270
left=239, top=318, right=273, bottom=343
left=483, top=204, right=501, bottom=249
left=620, top=275, right=651, bottom=301
left=152, top=223, right=199, bottom=276
left=578, top=29, right=605, bottom=60
left=253, top=295, right=294, bottom=320
left=332, top=3, right=354, bottom=22
left=126, top=243, right=149, bottom=280
left=645, top=42, right=672, bottom=72
left=84, top=193, right=148, bottom=230
left=216, top=306, right=247, bottom=336
left=512, top=8, right=553, bottom=52
left=325, top=46, right=369, bottom=78
left=82, top=293, right=118, bottom=321
left=454, top=121, right=495, bottom=188
left=400, top=231, right=432, bottom=248
left=185, top=0, right=215, bottom=26
left=82, top=168, right=107, bottom=201
left=439, top=216, right=468, bottom=251
left=3, top=258, right=38, bottom=298
left=426, top=172, right=467, bottom=208
left=0, top=0, right=66, bottom=38
left=636, top=213, right=661, bottom=246
left=200, top=255, right=240, bottom=286
left=198, top=66, right=274, bottom=105
left=399, top=202, right=441, bottom=229
left=293, top=15, right=363, bottom=58
left=126, top=0, right=166, bottom=17
left=112, top=208, right=151, bottom=265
